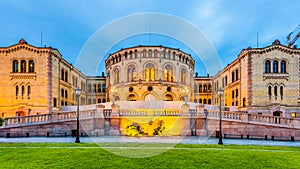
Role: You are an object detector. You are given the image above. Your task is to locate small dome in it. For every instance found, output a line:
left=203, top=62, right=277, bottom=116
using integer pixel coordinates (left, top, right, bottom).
left=272, top=39, right=281, bottom=45
left=19, top=39, right=27, bottom=44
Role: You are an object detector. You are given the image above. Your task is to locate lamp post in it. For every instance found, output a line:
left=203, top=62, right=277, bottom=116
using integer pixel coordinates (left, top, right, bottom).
left=75, top=88, right=81, bottom=143
left=218, top=89, right=224, bottom=145
left=110, top=87, right=117, bottom=105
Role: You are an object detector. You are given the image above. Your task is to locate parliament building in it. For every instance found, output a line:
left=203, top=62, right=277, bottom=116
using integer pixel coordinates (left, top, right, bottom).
left=0, top=39, right=299, bottom=118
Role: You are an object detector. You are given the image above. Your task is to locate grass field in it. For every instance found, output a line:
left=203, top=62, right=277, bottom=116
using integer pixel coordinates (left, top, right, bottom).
left=0, top=143, right=300, bottom=168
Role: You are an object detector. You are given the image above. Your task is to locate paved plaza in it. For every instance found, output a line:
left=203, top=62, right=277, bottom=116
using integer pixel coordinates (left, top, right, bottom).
left=0, top=136, right=299, bottom=147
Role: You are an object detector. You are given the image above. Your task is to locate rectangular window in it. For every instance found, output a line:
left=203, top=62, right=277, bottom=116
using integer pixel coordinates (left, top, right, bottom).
left=88, top=84, right=92, bottom=93
left=232, top=90, right=234, bottom=99
left=236, top=89, right=238, bottom=98
left=53, top=98, right=57, bottom=107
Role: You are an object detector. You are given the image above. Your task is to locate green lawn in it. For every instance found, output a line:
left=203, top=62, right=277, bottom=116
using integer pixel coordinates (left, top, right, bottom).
left=0, top=143, right=299, bottom=168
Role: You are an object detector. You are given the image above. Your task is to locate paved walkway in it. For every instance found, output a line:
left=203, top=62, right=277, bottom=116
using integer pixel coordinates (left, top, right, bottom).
left=0, top=136, right=299, bottom=147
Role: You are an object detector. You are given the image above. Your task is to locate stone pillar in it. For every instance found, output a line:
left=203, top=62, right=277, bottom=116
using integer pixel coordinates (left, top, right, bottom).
left=181, top=104, right=191, bottom=136
left=240, top=113, right=249, bottom=122
left=51, top=113, right=59, bottom=122
left=109, top=104, right=120, bottom=136
left=94, top=105, right=105, bottom=136
left=196, top=105, right=206, bottom=136
left=291, top=118, right=300, bottom=128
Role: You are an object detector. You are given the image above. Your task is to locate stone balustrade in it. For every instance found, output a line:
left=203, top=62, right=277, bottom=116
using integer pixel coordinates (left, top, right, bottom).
left=4, top=114, right=51, bottom=126
left=118, top=109, right=182, bottom=116
left=1, top=107, right=297, bottom=129
left=249, top=114, right=292, bottom=126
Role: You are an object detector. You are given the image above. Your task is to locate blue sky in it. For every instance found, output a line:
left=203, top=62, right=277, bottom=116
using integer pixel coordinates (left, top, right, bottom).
left=0, top=0, right=299, bottom=76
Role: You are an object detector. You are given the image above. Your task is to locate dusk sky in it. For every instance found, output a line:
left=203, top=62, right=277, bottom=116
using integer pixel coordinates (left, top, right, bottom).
left=0, top=0, right=299, bottom=75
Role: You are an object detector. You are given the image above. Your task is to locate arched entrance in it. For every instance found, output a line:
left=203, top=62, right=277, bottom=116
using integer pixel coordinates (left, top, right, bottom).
left=144, top=94, right=156, bottom=101
left=128, top=94, right=137, bottom=101
left=164, top=94, right=173, bottom=101
left=16, top=111, right=25, bottom=124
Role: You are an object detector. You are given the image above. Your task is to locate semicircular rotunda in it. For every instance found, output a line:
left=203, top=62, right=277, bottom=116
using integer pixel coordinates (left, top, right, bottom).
left=105, top=46, right=195, bottom=102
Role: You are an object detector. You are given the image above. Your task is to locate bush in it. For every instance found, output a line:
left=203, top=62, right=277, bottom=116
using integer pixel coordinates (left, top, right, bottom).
left=0, top=118, right=4, bottom=126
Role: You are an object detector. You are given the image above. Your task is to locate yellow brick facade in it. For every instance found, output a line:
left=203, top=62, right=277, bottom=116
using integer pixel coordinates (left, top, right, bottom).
left=0, top=39, right=299, bottom=118
left=0, top=39, right=87, bottom=117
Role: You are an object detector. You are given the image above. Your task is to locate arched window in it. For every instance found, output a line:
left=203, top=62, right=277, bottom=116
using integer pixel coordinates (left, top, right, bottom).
left=225, top=76, right=228, bottom=86
left=203, top=99, right=207, bottom=104
left=280, top=86, right=283, bottom=99
left=97, top=99, right=101, bottom=103
left=129, top=51, right=133, bottom=59
left=128, top=94, right=137, bottom=101
left=265, top=60, right=271, bottom=73
left=199, top=99, right=202, bottom=103
left=65, top=71, right=68, bottom=82
left=143, top=49, right=147, bottom=58
left=280, top=60, right=286, bottom=73
left=199, top=85, right=202, bottom=93
left=203, top=85, right=207, bottom=92
left=61, top=69, right=64, bottom=80
left=16, top=85, right=19, bottom=96
left=231, top=72, right=235, bottom=82
left=145, top=63, right=155, bottom=81
left=21, top=85, right=25, bottom=96
left=102, top=98, right=106, bottom=103
left=172, top=52, right=176, bottom=60
left=61, top=89, right=64, bottom=97
left=127, top=65, right=137, bottom=82
left=236, top=69, right=239, bottom=80
left=65, top=90, right=68, bottom=98
left=166, top=51, right=170, bottom=59
left=268, top=86, right=272, bottom=99
left=180, top=68, right=186, bottom=84
left=208, top=99, right=211, bottom=104
left=164, top=65, right=173, bottom=82
left=28, top=60, right=34, bottom=72
left=134, top=50, right=138, bottom=58
left=273, top=60, right=278, bottom=73
left=114, top=68, right=120, bottom=84
left=274, top=86, right=278, bottom=99
left=154, top=50, right=158, bottom=58
left=27, top=86, right=31, bottom=96
left=102, top=84, right=106, bottom=92
left=208, top=84, right=211, bottom=92
left=72, top=76, right=75, bottom=86
left=148, top=50, right=152, bottom=58
left=97, top=84, right=102, bottom=93
left=21, top=60, right=26, bottom=72
left=12, top=60, right=18, bottom=72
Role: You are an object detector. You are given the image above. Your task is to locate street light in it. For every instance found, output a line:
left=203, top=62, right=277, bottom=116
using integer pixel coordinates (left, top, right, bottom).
left=75, top=88, right=81, bottom=143
left=110, top=87, right=117, bottom=105
left=183, top=87, right=189, bottom=105
left=218, top=89, right=224, bottom=145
